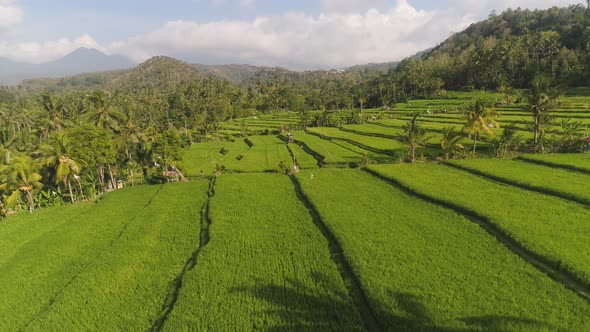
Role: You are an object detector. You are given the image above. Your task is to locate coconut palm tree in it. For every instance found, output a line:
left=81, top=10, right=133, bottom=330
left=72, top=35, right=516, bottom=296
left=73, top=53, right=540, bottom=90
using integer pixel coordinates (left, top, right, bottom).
left=39, top=92, right=65, bottom=135
left=396, top=113, right=431, bottom=163
left=463, top=98, right=499, bottom=154
left=440, top=126, right=464, bottom=160
left=84, top=90, right=125, bottom=133
left=0, top=155, right=43, bottom=212
left=37, top=134, right=80, bottom=203
left=523, top=75, right=560, bottom=152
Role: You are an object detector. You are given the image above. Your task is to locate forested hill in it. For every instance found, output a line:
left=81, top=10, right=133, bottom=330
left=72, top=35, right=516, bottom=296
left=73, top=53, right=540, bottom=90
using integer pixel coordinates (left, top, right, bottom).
left=409, top=4, right=590, bottom=90
left=428, top=5, right=590, bottom=58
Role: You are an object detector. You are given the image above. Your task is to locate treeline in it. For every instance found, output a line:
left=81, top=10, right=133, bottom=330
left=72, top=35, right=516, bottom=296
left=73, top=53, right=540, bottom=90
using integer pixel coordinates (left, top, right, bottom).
left=1, top=4, right=590, bottom=214
left=0, top=80, right=242, bottom=215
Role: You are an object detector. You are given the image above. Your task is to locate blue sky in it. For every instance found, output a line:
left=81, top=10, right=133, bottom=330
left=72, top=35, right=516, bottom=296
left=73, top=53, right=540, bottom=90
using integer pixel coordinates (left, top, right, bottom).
left=0, top=0, right=583, bottom=68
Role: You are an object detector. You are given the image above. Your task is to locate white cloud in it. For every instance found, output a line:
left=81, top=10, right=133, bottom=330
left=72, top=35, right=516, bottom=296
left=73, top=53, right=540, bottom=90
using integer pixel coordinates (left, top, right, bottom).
left=0, top=0, right=582, bottom=67
left=320, top=0, right=389, bottom=13
left=239, top=0, right=256, bottom=8
left=0, top=34, right=103, bottom=63
left=0, top=0, right=23, bottom=31
left=107, top=0, right=470, bottom=69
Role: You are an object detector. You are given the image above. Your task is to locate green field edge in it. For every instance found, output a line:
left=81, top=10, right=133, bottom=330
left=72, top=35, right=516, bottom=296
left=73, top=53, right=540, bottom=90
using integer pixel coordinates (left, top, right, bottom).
left=305, top=129, right=391, bottom=156
left=442, top=162, right=590, bottom=208
left=517, top=156, right=590, bottom=175
left=279, top=134, right=350, bottom=168
left=362, top=167, right=590, bottom=304
left=289, top=175, right=382, bottom=332
left=21, top=184, right=166, bottom=329
left=151, top=178, right=216, bottom=331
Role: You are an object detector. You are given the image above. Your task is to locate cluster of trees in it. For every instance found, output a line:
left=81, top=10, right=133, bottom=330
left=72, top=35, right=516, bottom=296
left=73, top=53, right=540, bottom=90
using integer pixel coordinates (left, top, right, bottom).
left=0, top=90, right=192, bottom=215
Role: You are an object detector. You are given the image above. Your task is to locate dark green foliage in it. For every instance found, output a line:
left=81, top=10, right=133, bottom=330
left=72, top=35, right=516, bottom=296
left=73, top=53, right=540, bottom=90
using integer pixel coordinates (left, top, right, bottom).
left=153, top=130, right=183, bottom=170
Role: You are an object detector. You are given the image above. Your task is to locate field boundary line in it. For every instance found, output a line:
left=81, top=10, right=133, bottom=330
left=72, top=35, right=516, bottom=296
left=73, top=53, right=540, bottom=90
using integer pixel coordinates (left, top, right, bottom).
left=151, top=178, right=216, bottom=331
left=517, top=156, right=590, bottom=175
left=278, top=134, right=323, bottom=163
left=339, top=127, right=396, bottom=139
left=289, top=175, right=382, bottom=332
left=443, top=162, right=590, bottom=208
left=305, top=129, right=389, bottom=156
left=21, top=185, right=165, bottom=329
left=363, top=168, right=590, bottom=304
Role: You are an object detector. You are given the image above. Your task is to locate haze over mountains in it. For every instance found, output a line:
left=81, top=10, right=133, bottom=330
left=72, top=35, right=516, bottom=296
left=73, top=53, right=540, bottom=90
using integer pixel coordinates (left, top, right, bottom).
left=0, top=48, right=135, bottom=85
left=0, top=46, right=402, bottom=87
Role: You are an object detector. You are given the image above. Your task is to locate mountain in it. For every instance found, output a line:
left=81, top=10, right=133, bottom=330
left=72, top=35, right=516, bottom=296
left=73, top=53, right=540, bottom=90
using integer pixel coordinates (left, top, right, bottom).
left=110, top=56, right=203, bottom=92
left=0, top=48, right=135, bottom=85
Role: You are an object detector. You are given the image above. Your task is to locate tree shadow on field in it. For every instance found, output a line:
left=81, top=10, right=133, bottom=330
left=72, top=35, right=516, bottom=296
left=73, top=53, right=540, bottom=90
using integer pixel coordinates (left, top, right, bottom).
left=230, top=272, right=368, bottom=331
left=384, top=290, right=558, bottom=332
left=230, top=273, right=558, bottom=331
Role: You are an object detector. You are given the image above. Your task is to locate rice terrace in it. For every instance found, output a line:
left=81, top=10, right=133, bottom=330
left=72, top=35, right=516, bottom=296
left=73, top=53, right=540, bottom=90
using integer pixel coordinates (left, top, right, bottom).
left=2, top=1, right=590, bottom=331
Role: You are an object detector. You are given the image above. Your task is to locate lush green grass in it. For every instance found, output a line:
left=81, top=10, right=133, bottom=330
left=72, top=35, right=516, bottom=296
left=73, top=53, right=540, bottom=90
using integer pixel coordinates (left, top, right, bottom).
left=162, top=174, right=364, bottom=330
left=183, top=141, right=226, bottom=176
left=295, top=169, right=590, bottom=330
left=222, top=135, right=292, bottom=172
left=519, top=153, right=590, bottom=173
left=290, top=130, right=363, bottom=164
left=0, top=182, right=210, bottom=329
left=288, top=142, right=319, bottom=169
left=183, top=139, right=251, bottom=175
left=308, top=127, right=402, bottom=152
left=367, top=163, right=590, bottom=285
left=447, top=158, right=590, bottom=205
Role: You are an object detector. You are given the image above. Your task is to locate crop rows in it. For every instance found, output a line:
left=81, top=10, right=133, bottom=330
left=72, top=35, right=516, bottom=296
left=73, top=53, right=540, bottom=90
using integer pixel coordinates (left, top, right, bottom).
left=366, top=164, right=590, bottom=286
left=446, top=158, right=590, bottom=205
left=295, top=169, right=590, bottom=330
left=161, top=174, right=365, bottom=331
left=289, top=130, right=363, bottom=164
left=222, top=135, right=292, bottom=172
left=0, top=182, right=210, bottom=330
left=519, top=153, right=590, bottom=174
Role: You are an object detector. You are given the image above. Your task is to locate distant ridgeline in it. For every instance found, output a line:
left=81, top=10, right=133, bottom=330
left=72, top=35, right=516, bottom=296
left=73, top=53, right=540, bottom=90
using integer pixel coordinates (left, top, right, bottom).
left=1, top=5, right=589, bottom=107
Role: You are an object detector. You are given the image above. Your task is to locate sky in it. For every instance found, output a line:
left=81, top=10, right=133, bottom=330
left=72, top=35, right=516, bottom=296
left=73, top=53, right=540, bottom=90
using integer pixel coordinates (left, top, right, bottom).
left=0, top=0, right=584, bottom=69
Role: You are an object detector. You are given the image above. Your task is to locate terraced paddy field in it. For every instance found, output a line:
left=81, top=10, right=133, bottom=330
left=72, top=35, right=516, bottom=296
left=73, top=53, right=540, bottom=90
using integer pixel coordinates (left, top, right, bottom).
left=445, top=158, right=590, bottom=205
left=3, top=90, right=590, bottom=330
left=161, top=174, right=366, bottom=330
left=0, top=182, right=210, bottom=330
left=295, top=169, right=590, bottom=330
left=366, top=164, right=590, bottom=286
left=518, top=153, right=590, bottom=173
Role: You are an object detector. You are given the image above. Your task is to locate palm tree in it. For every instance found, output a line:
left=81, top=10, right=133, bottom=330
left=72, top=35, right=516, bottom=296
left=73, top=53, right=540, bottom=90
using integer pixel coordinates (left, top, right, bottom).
left=84, top=90, right=125, bottom=132
left=37, top=134, right=80, bottom=203
left=463, top=98, right=499, bottom=154
left=396, top=113, right=431, bottom=163
left=440, top=126, right=464, bottom=160
left=0, top=156, right=43, bottom=212
left=136, top=141, right=154, bottom=183
left=39, top=92, right=65, bottom=135
left=358, top=96, right=367, bottom=113
left=523, top=75, right=560, bottom=152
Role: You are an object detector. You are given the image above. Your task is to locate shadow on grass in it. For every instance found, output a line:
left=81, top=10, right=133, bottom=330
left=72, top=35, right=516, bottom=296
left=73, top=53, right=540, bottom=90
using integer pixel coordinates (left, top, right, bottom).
left=230, top=275, right=557, bottom=331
